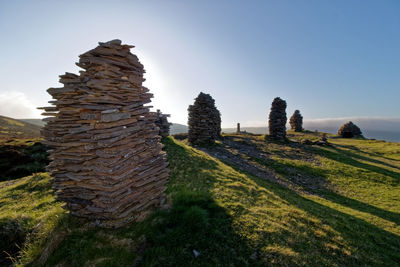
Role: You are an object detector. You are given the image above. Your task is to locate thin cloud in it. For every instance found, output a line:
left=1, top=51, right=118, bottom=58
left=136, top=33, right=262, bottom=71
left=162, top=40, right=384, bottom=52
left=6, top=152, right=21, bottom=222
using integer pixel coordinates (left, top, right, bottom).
left=0, top=91, right=42, bottom=119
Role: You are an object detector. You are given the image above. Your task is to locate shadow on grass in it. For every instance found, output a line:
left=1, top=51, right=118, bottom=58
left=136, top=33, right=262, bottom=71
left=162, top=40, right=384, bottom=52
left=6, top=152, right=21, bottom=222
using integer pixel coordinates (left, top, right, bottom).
left=332, top=143, right=400, bottom=170
left=333, top=142, right=400, bottom=162
left=249, top=148, right=400, bottom=226
left=251, top=177, right=400, bottom=265
left=312, top=145, right=400, bottom=185
left=195, top=137, right=400, bottom=265
left=133, top=191, right=257, bottom=266
left=43, top=138, right=258, bottom=266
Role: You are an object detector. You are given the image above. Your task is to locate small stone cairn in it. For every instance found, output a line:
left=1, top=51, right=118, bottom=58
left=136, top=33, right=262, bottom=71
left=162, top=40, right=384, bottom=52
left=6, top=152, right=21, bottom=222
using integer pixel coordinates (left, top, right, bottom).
left=268, top=97, right=287, bottom=140
left=155, top=109, right=171, bottom=137
left=338, top=121, right=362, bottom=138
left=39, top=40, right=169, bottom=228
left=188, top=92, right=221, bottom=144
left=289, top=110, right=303, bottom=132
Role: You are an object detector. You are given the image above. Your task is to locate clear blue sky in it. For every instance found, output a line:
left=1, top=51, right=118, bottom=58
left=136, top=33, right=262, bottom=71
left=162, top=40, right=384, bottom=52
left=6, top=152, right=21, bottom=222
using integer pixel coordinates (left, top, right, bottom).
left=0, top=0, right=399, bottom=127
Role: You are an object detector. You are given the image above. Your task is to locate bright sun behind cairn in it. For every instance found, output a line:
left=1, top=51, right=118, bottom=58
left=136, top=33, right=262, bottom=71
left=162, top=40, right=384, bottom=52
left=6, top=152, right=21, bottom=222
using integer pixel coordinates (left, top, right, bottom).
left=39, top=40, right=169, bottom=228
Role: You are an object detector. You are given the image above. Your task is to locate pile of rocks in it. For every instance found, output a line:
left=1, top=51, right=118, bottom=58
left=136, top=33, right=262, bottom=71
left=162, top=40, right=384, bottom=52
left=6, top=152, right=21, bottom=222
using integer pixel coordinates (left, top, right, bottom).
left=155, top=109, right=171, bottom=137
left=289, top=110, right=303, bottom=132
left=188, top=92, right=221, bottom=144
left=39, top=40, right=169, bottom=228
left=338, top=121, right=362, bottom=138
left=268, top=97, right=287, bottom=140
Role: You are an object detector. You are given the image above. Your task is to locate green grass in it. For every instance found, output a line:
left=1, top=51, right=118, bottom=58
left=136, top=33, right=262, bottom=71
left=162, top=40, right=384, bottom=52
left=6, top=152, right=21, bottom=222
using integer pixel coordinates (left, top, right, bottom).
left=0, top=173, right=64, bottom=265
left=1, top=134, right=399, bottom=266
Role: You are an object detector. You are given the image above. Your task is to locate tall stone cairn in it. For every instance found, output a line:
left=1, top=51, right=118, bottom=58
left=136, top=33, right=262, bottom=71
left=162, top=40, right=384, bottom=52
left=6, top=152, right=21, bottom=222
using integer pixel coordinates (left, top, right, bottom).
left=155, top=109, right=171, bottom=137
left=268, top=97, right=287, bottom=140
left=289, top=110, right=303, bottom=132
left=188, top=92, right=221, bottom=144
left=338, top=121, right=362, bottom=138
left=39, top=40, right=169, bottom=228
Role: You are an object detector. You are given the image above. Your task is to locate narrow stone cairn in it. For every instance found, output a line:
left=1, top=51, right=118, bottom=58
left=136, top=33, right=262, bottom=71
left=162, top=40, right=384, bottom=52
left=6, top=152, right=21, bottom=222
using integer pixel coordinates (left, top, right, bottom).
left=236, top=123, right=241, bottom=133
left=39, top=40, right=169, bottom=228
left=338, top=121, right=362, bottom=138
left=268, top=97, right=287, bottom=140
left=188, top=92, right=221, bottom=144
left=289, top=110, right=303, bottom=132
left=155, top=109, right=171, bottom=137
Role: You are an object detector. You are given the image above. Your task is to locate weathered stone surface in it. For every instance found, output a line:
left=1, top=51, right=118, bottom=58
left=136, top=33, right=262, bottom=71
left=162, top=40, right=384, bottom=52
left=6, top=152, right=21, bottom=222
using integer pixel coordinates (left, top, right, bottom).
left=289, top=110, right=303, bottom=132
left=188, top=92, right=221, bottom=145
left=338, top=121, right=362, bottom=138
left=155, top=109, right=171, bottom=137
left=39, top=40, right=169, bottom=228
left=268, top=97, right=287, bottom=140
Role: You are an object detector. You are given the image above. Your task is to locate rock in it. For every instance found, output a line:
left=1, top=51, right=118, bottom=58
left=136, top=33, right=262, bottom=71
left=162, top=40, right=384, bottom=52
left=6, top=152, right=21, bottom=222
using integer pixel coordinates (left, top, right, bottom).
left=268, top=97, right=287, bottom=140
left=289, top=110, right=303, bottom=132
left=39, top=40, right=169, bottom=228
left=154, top=109, right=171, bottom=137
left=193, top=249, right=200, bottom=258
left=338, top=121, right=362, bottom=138
left=188, top=92, right=221, bottom=145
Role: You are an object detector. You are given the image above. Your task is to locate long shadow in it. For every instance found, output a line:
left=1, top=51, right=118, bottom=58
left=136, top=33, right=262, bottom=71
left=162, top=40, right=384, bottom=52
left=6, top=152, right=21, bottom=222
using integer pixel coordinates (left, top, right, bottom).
left=210, top=136, right=400, bottom=228
left=200, top=138, right=400, bottom=264
left=334, top=142, right=400, bottom=162
left=247, top=147, right=400, bottom=226
left=332, top=143, right=400, bottom=170
left=250, top=176, right=400, bottom=265
left=43, top=138, right=264, bottom=266
left=312, top=146, right=400, bottom=184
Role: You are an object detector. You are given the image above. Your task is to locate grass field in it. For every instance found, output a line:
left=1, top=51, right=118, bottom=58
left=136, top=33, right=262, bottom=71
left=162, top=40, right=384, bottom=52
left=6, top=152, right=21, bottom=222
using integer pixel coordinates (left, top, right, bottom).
left=1, top=133, right=399, bottom=266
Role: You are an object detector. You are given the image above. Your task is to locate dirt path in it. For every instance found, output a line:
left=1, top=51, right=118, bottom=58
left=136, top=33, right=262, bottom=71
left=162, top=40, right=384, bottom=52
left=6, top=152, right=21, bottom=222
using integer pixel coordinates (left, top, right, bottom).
left=197, top=134, right=327, bottom=196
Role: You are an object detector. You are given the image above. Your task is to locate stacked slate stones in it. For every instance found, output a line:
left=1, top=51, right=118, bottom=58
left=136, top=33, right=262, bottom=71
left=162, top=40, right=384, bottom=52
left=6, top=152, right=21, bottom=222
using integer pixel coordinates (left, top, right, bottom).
left=39, top=39, right=169, bottom=228
left=188, top=92, right=221, bottom=144
left=155, top=109, right=171, bottom=137
left=289, top=110, right=303, bottom=132
left=268, top=97, right=287, bottom=140
left=338, top=121, right=362, bottom=138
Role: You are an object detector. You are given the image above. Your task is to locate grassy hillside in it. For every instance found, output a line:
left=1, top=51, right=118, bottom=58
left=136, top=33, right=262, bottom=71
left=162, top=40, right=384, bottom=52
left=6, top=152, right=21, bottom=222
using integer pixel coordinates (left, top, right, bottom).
left=20, top=119, right=45, bottom=128
left=170, top=123, right=188, bottom=135
left=0, top=116, right=41, bottom=139
left=1, top=133, right=399, bottom=266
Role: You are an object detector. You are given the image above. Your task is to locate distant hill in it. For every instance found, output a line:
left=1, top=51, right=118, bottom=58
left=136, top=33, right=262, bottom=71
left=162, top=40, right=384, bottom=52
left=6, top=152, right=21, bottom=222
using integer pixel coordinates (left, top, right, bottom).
left=20, top=119, right=45, bottom=127
left=0, top=115, right=41, bottom=139
left=170, top=123, right=188, bottom=134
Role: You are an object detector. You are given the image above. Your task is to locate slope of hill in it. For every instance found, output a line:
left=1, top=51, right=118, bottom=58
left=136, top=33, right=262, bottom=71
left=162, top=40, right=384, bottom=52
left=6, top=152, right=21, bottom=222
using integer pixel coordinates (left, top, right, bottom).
left=20, top=119, right=45, bottom=127
left=1, top=132, right=399, bottom=265
left=170, top=123, right=188, bottom=134
left=0, top=115, right=41, bottom=139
